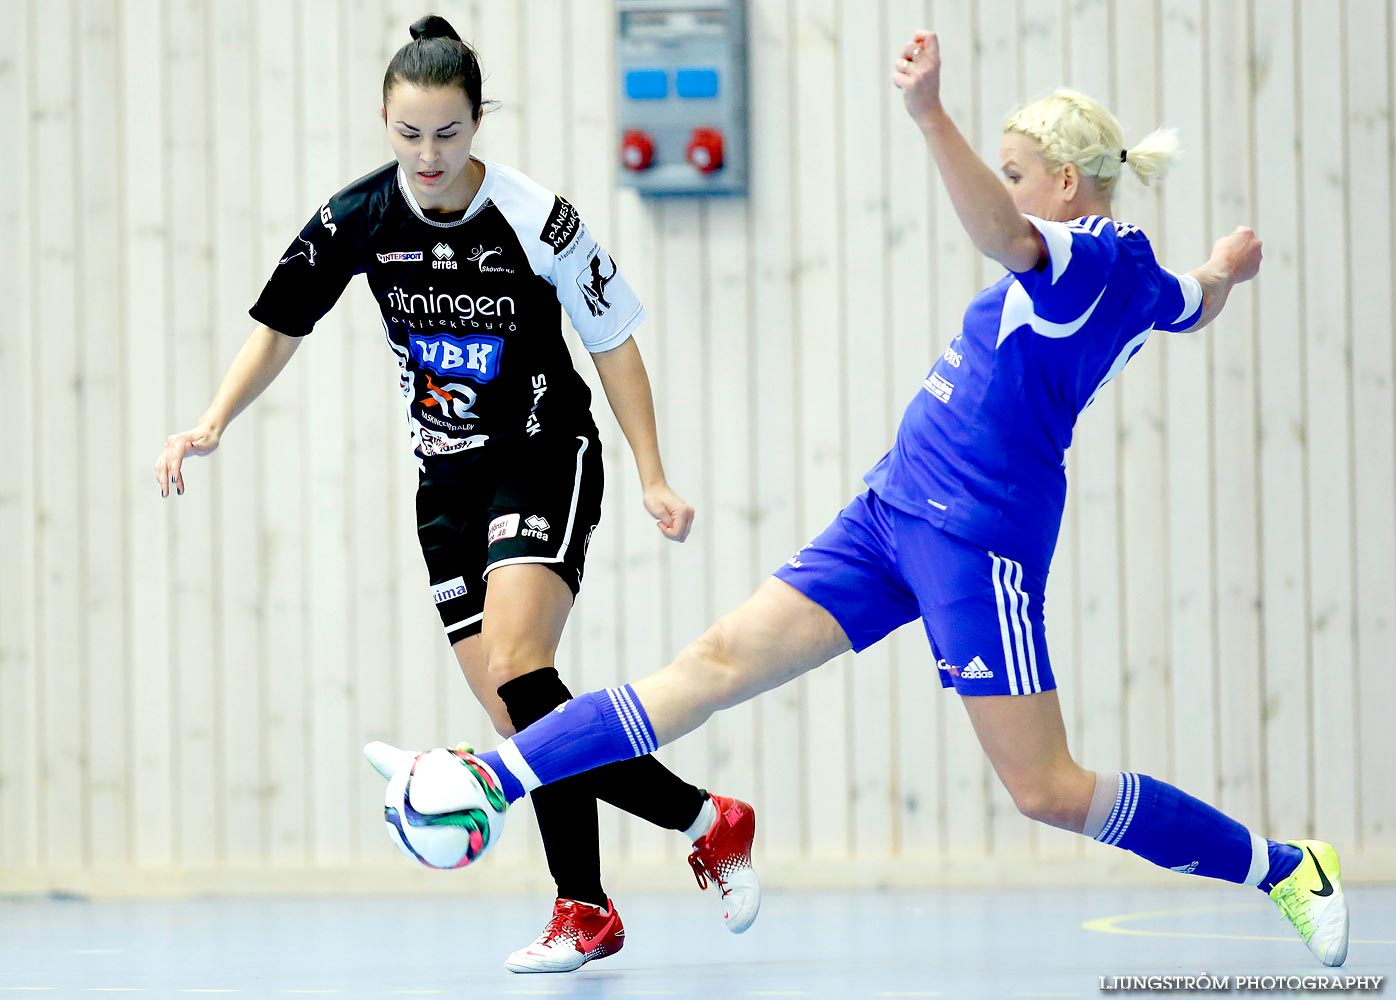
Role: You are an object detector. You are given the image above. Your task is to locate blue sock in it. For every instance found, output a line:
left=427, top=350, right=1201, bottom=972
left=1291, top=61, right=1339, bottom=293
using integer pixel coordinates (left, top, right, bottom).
left=1094, top=773, right=1272, bottom=885
left=1258, top=841, right=1304, bottom=893
left=476, top=685, right=659, bottom=804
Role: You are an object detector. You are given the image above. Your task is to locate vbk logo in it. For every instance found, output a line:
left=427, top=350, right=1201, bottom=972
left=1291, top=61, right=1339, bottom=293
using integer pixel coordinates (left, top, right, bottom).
left=411, top=333, right=504, bottom=382
left=432, top=242, right=457, bottom=270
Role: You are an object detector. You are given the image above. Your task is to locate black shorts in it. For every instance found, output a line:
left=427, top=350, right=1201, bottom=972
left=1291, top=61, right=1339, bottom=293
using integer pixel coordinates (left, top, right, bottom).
left=416, top=434, right=603, bottom=644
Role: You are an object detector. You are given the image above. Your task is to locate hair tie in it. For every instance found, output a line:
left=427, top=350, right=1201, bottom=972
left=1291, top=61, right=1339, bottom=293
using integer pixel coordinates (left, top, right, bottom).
left=1120, top=149, right=1128, bottom=163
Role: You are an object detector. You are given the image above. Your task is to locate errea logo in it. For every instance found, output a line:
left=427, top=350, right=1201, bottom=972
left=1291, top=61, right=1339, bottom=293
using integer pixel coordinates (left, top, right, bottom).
left=432, top=242, right=457, bottom=270
left=522, top=515, right=551, bottom=541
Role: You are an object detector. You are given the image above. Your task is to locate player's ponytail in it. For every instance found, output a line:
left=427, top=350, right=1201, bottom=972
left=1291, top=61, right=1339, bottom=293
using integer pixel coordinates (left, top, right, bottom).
left=383, top=13, right=496, bottom=120
left=1119, top=127, right=1180, bottom=186
left=1004, top=89, right=1180, bottom=192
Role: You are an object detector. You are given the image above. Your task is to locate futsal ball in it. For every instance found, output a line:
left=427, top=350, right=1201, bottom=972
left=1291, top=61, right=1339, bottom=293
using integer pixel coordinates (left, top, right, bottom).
left=383, top=747, right=508, bottom=869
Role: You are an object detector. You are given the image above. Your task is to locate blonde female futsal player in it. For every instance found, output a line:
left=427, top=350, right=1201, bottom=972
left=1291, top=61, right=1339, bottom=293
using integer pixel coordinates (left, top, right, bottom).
left=156, top=13, right=758, bottom=974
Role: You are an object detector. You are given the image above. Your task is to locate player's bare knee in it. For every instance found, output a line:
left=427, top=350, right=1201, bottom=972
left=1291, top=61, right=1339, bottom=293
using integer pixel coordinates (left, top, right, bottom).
left=1008, top=772, right=1090, bottom=830
left=481, top=643, right=549, bottom=692
left=489, top=710, right=517, bottom=740
left=681, top=621, right=748, bottom=705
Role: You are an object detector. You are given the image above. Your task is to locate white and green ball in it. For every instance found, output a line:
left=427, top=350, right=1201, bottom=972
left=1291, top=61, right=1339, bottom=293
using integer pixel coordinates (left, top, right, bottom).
left=384, top=747, right=508, bottom=869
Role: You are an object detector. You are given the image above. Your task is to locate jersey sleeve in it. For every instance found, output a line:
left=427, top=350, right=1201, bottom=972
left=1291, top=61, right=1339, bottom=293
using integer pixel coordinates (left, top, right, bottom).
left=539, top=196, right=646, bottom=353
left=249, top=194, right=367, bottom=337
left=1009, top=215, right=1117, bottom=322
left=1152, top=265, right=1205, bottom=333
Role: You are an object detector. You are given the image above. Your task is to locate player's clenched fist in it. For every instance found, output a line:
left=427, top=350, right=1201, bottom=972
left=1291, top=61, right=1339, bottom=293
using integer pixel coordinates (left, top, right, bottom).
left=1212, top=225, right=1263, bottom=284
left=893, top=30, right=942, bottom=126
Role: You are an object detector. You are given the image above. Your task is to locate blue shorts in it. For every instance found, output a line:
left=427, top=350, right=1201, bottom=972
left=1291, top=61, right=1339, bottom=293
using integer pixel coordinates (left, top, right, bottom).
left=772, top=490, right=1055, bottom=696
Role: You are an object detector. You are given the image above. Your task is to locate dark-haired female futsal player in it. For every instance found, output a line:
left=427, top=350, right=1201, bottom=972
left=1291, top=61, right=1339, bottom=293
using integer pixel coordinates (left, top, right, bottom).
left=157, top=13, right=758, bottom=974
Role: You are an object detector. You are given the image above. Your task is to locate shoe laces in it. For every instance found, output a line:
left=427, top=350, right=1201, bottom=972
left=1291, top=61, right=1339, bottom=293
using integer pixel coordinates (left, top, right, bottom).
left=684, top=849, right=720, bottom=893
left=688, top=846, right=732, bottom=898
left=538, top=899, right=580, bottom=945
left=1272, top=880, right=1315, bottom=938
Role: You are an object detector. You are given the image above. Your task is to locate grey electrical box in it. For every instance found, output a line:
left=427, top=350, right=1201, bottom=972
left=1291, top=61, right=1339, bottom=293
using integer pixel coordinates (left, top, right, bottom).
left=616, top=0, right=748, bottom=197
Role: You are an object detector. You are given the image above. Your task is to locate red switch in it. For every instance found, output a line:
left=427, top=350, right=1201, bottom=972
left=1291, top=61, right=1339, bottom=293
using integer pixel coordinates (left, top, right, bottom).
left=685, top=127, right=724, bottom=173
left=621, top=129, right=655, bottom=171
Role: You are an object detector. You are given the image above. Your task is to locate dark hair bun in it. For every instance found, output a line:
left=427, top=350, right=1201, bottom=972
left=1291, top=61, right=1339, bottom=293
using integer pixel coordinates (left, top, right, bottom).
left=410, top=14, right=461, bottom=42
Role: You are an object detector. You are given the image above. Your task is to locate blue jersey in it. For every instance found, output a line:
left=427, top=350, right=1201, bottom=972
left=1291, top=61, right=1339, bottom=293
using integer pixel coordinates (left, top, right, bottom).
left=863, top=215, right=1204, bottom=569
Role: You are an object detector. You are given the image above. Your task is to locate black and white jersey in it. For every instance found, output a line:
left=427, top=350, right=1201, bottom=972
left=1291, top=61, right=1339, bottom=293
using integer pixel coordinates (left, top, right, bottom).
left=250, top=159, right=644, bottom=468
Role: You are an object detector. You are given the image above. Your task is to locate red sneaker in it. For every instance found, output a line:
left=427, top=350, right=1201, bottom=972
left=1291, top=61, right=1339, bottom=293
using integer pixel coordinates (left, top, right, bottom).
left=503, top=898, right=625, bottom=973
left=688, top=794, right=761, bottom=933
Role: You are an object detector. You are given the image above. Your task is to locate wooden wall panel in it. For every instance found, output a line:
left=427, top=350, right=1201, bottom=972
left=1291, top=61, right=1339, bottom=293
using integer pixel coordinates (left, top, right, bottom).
left=1160, top=0, right=1220, bottom=812
left=0, top=0, right=40, bottom=871
left=2, top=0, right=1392, bottom=887
left=1252, top=0, right=1309, bottom=840
left=210, top=0, right=267, bottom=866
left=1297, top=0, right=1357, bottom=846
left=1347, top=0, right=1396, bottom=854
left=121, top=0, right=175, bottom=869
left=34, top=0, right=84, bottom=870
left=77, top=0, right=130, bottom=868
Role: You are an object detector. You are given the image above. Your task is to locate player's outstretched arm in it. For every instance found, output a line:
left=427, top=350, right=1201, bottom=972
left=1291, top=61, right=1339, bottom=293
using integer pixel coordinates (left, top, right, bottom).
left=154, top=323, right=302, bottom=497
left=893, top=30, right=1043, bottom=274
left=590, top=335, right=695, bottom=542
left=1179, top=226, right=1264, bottom=334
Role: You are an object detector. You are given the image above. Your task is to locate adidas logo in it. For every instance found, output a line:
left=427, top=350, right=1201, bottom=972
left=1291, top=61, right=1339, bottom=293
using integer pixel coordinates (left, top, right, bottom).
left=960, top=656, right=994, bottom=680
left=1170, top=860, right=1200, bottom=874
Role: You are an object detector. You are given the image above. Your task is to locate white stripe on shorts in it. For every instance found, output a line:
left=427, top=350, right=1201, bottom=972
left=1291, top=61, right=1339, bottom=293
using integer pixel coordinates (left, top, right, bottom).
left=1009, top=558, right=1042, bottom=692
left=990, top=553, right=1021, bottom=695
left=443, top=612, right=484, bottom=636
left=480, top=435, right=589, bottom=580
left=990, top=552, right=1041, bottom=695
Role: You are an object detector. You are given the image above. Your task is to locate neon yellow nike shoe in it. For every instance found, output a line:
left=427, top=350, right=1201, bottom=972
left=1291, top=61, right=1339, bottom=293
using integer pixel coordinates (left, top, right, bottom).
left=1269, top=840, right=1348, bottom=966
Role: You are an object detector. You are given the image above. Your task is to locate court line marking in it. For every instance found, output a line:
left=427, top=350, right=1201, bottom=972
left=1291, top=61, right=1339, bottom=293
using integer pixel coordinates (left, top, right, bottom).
left=1082, top=903, right=1396, bottom=944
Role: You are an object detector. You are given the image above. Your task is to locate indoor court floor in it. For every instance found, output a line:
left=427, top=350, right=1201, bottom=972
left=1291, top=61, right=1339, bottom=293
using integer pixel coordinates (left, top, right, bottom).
left=1, top=886, right=1392, bottom=998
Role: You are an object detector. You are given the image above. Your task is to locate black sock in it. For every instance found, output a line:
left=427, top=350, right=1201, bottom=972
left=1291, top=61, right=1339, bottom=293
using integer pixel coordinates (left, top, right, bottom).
left=498, top=668, right=606, bottom=908
left=499, top=668, right=709, bottom=830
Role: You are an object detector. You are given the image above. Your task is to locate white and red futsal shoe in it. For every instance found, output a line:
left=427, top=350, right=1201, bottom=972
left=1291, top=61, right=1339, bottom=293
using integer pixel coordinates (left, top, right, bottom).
left=504, top=897, right=625, bottom=973
left=688, top=794, right=761, bottom=934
